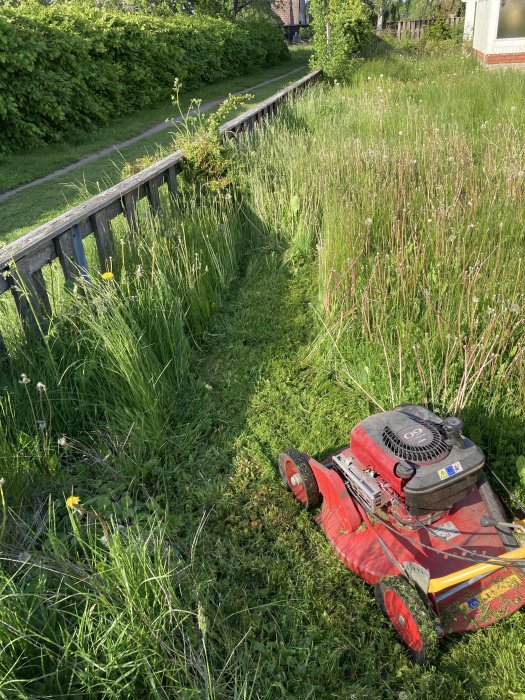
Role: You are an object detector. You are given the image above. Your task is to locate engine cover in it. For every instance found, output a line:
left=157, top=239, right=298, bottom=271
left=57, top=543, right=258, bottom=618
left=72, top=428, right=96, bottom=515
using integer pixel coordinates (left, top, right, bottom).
left=349, top=405, right=485, bottom=515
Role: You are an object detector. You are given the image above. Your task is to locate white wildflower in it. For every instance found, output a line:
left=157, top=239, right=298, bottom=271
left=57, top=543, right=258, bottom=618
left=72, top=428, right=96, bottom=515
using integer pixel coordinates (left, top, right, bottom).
left=518, top=171, right=525, bottom=178
left=398, top=130, right=403, bottom=136
left=448, top=156, right=454, bottom=162
left=58, top=435, right=68, bottom=447
left=19, top=373, right=30, bottom=385
left=473, top=296, right=480, bottom=304
left=511, top=303, right=520, bottom=313
left=364, top=217, right=373, bottom=227
left=36, top=382, right=46, bottom=394
left=37, top=420, right=47, bottom=431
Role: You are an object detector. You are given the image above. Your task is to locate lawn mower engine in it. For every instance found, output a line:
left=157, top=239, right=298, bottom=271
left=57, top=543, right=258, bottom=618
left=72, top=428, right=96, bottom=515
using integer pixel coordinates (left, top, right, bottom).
left=333, top=404, right=485, bottom=523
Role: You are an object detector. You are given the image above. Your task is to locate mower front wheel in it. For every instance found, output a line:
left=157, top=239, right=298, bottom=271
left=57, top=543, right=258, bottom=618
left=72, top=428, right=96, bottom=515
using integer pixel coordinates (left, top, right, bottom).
left=278, top=449, right=321, bottom=511
left=375, top=576, right=438, bottom=664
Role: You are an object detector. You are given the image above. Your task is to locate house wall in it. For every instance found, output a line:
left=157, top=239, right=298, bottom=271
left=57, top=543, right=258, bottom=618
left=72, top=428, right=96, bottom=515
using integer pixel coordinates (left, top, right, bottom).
left=472, top=0, right=525, bottom=64
left=272, top=0, right=308, bottom=27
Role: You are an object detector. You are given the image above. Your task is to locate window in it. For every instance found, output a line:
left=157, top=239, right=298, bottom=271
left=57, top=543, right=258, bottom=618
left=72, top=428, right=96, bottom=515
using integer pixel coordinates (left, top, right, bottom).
left=497, top=0, right=525, bottom=39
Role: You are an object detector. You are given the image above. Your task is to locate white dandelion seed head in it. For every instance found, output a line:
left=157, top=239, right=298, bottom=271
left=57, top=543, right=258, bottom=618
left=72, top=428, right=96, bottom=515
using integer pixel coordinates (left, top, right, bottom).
left=511, top=303, right=520, bottom=313
left=36, top=382, right=46, bottom=393
left=448, top=156, right=454, bottom=162
left=19, top=373, right=30, bottom=385
left=518, top=171, right=525, bottom=178
left=37, top=420, right=47, bottom=431
left=473, top=296, right=480, bottom=304
left=398, top=130, right=403, bottom=136
left=364, top=217, right=373, bottom=227
left=58, top=435, right=68, bottom=447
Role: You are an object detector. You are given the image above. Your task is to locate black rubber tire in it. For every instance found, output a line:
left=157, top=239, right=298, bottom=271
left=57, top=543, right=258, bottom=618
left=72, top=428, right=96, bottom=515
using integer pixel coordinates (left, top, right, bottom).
left=477, top=470, right=518, bottom=550
left=375, top=576, right=438, bottom=664
left=278, top=449, right=321, bottom=511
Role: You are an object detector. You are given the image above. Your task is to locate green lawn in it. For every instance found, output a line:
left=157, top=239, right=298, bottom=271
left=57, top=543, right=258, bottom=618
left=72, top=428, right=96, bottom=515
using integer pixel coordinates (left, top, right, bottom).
left=0, top=39, right=524, bottom=698
left=0, top=47, right=310, bottom=246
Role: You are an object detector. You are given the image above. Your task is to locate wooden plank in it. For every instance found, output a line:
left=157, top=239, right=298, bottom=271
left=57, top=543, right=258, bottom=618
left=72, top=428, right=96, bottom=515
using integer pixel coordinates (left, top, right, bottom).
left=167, top=165, right=178, bottom=198
left=0, top=274, right=9, bottom=295
left=91, top=211, right=114, bottom=268
left=146, top=174, right=162, bottom=214
left=122, top=191, right=139, bottom=232
left=0, top=332, right=8, bottom=364
left=10, top=259, right=51, bottom=337
left=55, top=228, right=86, bottom=282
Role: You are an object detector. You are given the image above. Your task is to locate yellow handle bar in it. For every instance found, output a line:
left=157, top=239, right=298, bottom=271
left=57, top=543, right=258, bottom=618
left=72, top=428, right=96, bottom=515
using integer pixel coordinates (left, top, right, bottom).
left=428, top=545, right=525, bottom=594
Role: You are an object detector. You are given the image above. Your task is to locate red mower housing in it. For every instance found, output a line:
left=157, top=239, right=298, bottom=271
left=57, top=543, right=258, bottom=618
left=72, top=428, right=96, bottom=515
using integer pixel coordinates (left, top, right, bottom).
left=278, top=404, right=525, bottom=662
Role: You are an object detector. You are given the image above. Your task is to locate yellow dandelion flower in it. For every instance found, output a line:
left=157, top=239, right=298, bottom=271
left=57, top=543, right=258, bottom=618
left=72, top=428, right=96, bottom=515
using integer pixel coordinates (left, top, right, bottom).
left=66, top=495, right=80, bottom=508
left=101, top=272, right=114, bottom=280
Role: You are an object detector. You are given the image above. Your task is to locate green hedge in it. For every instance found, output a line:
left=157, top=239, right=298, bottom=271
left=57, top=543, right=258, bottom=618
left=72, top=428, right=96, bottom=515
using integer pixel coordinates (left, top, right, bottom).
left=0, top=3, right=289, bottom=153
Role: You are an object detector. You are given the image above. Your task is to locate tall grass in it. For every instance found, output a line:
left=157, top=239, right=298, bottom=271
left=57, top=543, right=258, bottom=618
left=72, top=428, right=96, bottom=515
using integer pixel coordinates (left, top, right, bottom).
left=0, top=189, right=256, bottom=696
left=244, top=47, right=525, bottom=419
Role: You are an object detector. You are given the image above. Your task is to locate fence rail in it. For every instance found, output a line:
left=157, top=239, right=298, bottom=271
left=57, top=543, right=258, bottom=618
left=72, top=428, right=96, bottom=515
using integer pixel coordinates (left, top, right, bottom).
left=0, top=69, right=322, bottom=356
left=387, top=16, right=463, bottom=40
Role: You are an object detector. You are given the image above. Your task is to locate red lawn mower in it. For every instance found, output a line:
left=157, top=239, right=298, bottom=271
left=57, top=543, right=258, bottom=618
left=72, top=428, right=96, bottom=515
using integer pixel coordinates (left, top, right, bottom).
left=278, top=404, right=525, bottom=662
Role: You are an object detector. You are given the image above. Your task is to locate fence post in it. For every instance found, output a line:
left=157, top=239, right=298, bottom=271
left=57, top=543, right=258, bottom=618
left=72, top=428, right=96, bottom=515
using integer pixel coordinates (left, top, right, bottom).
left=10, top=259, right=52, bottom=337
left=91, top=211, right=114, bottom=269
left=54, top=226, right=89, bottom=282
left=167, top=166, right=178, bottom=199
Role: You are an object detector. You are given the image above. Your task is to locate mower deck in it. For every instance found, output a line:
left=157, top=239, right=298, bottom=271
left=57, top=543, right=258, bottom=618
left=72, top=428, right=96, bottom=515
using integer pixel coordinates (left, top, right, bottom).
left=312, top=453, right=525, bottom=634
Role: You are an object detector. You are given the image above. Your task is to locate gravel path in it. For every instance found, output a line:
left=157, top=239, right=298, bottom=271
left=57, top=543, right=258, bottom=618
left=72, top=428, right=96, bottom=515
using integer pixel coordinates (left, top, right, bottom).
left=0, top=66, right=305, bottom=204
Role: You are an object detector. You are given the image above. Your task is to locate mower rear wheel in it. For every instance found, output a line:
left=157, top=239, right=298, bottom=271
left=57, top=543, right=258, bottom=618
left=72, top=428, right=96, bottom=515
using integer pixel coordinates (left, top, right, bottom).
left=278, top=449, right=321, bottom=511
left=375, top=576, right=438, bottom=664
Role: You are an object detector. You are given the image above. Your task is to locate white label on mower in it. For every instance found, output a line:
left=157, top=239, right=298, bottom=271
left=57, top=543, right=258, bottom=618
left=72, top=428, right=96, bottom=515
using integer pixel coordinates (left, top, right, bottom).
left=429, top=520, right=461, bottom=541
left=438, top=461, right=463, bottom=480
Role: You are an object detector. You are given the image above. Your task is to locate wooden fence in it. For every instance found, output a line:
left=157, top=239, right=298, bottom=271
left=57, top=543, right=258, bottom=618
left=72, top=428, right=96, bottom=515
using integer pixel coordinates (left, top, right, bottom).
left=0, top=69, right=322, bottom=360
left=387, top=16, right=463, bottom=40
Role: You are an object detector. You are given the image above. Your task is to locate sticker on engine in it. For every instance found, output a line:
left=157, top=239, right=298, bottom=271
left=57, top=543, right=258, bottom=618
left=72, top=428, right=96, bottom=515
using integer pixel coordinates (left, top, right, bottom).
left=458, top=574, right=522, bottom=614
left=438, top=461, right=463, bottom=480
left=429, top=520, right=461, bottom=541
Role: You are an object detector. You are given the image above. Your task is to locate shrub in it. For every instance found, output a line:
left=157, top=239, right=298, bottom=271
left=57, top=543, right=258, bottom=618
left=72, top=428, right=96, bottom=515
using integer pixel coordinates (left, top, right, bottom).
left=0, top=3, right=288, bottom=153
left=309, top=0, right=370, bottom=80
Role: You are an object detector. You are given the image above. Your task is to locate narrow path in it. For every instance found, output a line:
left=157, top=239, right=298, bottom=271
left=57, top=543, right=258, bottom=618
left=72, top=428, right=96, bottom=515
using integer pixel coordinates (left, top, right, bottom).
left=0, top=66, right=305, bottom=204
